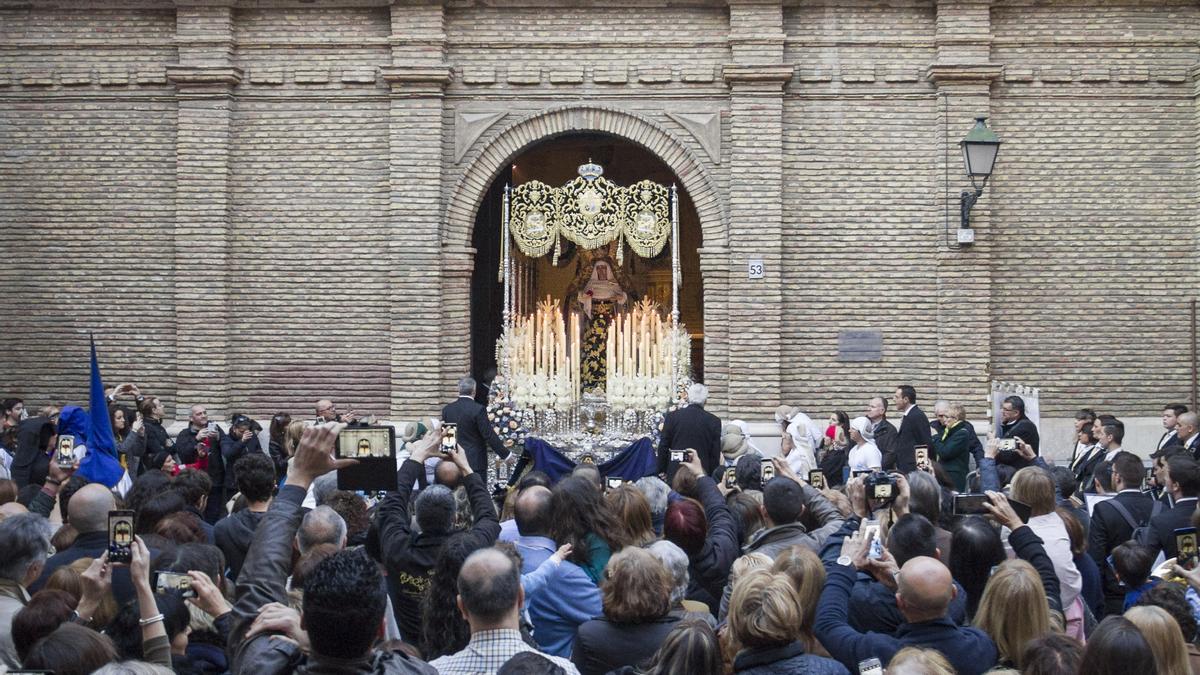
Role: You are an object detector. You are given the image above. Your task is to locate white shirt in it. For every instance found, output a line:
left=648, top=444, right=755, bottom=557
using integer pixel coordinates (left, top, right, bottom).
left=1020, top=512, right=1082, bottom=610
left=1104, top=445, right=1123, bottom=462
left=848, top=441, right=882, bottom=472
left=1160, top=430, right=1179, bottom=450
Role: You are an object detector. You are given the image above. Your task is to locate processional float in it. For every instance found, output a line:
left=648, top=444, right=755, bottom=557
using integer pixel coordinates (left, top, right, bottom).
left=490, top=162, right=691, bottom=456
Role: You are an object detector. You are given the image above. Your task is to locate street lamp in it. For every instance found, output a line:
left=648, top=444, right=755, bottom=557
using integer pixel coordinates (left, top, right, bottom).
left=958, top=116, right=1001, bottom=231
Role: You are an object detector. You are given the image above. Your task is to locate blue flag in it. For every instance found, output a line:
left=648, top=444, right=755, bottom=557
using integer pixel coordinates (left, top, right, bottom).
left=78, top=335, right=125, bottom=487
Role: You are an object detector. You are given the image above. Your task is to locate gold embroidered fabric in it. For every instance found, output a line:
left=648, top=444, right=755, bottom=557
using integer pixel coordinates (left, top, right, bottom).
left=507, top=166, right=671, bottom=260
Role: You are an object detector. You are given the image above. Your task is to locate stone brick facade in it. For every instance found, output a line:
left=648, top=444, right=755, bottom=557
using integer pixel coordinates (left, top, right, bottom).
left=1, top=1, right=1197, bottom=438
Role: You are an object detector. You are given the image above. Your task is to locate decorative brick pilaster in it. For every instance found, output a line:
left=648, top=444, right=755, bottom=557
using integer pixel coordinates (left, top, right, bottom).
left=169, top=1, right=241, bottom=420
left=722, top=0, right=791, bottom=418
left=385, top=2, right=452, bottom=418
left=928, top=0, right=1002, bottom=414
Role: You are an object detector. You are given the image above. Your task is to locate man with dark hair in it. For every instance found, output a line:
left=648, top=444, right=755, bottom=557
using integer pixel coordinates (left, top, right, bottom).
left=845, top=513, right=968, bottom=634
left=1089, top=450, right=1156, bottom=616
left=888, top=384, right=931, bottom=473
left=442, top=376, right=511, bottom=475
left=1144, top=455, right=1200, bottom=560
left=376, top=428, right=499, bottom=642
left=172, top=468, right=214, bottom=544
left=998, top=396, right=1040, bottom=478
left=218, top=415, right=260, bottom=514
left=510, top=486, right=555, bottom=573
left=430, top=547, right=578, bottom=673
left=227, top=423, right=435, bottom=675
left=1159, top=404, right=1189, bottom=451
left=1083, top=416, right=1124, bottom=494
left=742, top=461, right=843, bottom=559
left=214, top=453, right=276, bottom=581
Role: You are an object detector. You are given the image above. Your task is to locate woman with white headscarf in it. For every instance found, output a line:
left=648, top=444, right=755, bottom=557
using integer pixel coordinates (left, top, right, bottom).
left=772, top=406, right=818, bottom=477
left=846, top=416, right=882, bottom=476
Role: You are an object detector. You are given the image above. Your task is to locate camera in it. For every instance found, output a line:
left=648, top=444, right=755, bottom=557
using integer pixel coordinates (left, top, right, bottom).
left=864, top=471, right=897, bottom=501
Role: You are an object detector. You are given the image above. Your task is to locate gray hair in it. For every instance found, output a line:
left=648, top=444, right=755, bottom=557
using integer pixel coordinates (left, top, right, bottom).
left=312, top=471, right=339, bottom=506
left=906, top=471, right=942, bottom=524
left=647, top=540, right=690, bottom=606
left=635, top=476, right=670, bottom=520
left=457, top=376, right=477, bottom=397
left=415, top=484, right=456, bottom=533
left=297, top=506, right=347, bottom=553
left=933, top=399, right=950, bottom=414
left=0, top=513, right=54, bottom=582
left=687, top=383, right=709, bottom=406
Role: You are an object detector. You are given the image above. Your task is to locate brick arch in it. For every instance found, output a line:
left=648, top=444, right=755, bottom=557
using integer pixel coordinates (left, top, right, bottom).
left=443, top=104, right=727, bottom=249
left=437, top=104, right=731, bottom=413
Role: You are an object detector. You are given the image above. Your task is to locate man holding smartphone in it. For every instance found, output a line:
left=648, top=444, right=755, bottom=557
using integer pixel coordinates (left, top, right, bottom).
left=175, top=404, right=226, bottom=523
left=441, top=376, right=511, bottom=475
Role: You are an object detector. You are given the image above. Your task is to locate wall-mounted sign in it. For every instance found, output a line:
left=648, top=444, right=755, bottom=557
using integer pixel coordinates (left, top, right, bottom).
left=838, top=330, right=883, bottom=362
left=747, top=258, right=764, bottom=280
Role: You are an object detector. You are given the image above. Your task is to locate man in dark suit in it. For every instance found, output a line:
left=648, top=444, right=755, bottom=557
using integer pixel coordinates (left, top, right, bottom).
left=1144, top=454, right=1200, bottom=561
left=442, top=376, right=511, bottom=476
left=996, top=395, right=1040, bottom=485
left=656, top=383, right=721, bottom=477
left=1177, top=412, right=1200, bottom=460
left=866, top=396, right=898, bottom=467
left=888, top=385, right=931, bottom=474
left=1088, top=451, right=1156, bottom=616
left=1158, top=404, right=1188, bottom=452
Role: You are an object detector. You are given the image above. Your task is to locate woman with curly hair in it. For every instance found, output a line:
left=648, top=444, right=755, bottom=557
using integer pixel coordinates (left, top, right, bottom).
left=419, top=534, right=488, bottom=661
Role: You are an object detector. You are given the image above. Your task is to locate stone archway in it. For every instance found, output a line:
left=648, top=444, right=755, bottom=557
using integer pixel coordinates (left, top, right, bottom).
left=439, top=104, right=732, bottom=415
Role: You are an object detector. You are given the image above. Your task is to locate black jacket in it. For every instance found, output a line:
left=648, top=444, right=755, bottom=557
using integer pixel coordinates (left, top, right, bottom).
left=1088, top=489, right=1155, bottom=611
left=656, top=404, right=722, bottom=476
left=441, top=396, right=509, bottom=475
left=889, top=407, right=932, bottom=473
left=218, top=432, right=261, bottom=490
left=31, top=530, right=140, bottom=606
left=228, top=484, right=436, bottom=675
left=10, top=416, right=53, bottom=488
left=999, top=417, right=1040, bottom=469
left=872, top=419, right=898, bottom=465
left=376, top=459, right=500, bottom=643
left=177, top=425, right=227, bottom=488
left=214, top=508, right=265, bottom=581
left=683, top=476, right=740, bottom=614
left=144, top=417, right=174, bottom=469
left=1144, top=497, right=1199, bottom=561
left=572, top=615, right=681, bottom=675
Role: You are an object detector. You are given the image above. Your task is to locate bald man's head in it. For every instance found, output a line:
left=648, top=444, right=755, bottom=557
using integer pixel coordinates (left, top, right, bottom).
left=435, top=459, right=463, bottom=490
left=68, top=484, right=116, bottom=533
left=457, top=547, right=522, bottom=628
left=895, top=556, right=956, bottom=623
left=514, top=486, right=552, bottom=537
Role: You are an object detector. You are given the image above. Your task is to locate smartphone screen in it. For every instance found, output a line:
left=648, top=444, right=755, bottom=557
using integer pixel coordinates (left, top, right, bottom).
left=808, top=470, right=826, bottom=490
left=441, top=423, right=457, bottom=452
left=1177, top=527, right=1198, bottom=570
left=605, top=477, right=624, bottom=491
left=108, top=510, right=135, bottom=564
left=56, top=435, right=75, bottom=468
left=858, top=658, right=884, bottom=675
left=953, top=493, right=990, bottom=515
left=760, top=458, right=775, bottom=482
left=998, top=438, right=1017, bottom=452
left=915, top=445, right=930, bottom=470
left=155, top=571, right=196, bottom=598
left=724, top=467, right=737, bottom=489
left=669, top=450, right=685, bottom=463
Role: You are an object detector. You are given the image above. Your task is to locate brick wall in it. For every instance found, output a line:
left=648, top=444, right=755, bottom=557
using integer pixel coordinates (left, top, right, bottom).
left=0, top=0, right=1196, bottom=426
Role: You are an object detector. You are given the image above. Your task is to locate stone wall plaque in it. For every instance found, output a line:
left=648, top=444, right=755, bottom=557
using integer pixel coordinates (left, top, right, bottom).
left=838, top=330, right=883, bottom=362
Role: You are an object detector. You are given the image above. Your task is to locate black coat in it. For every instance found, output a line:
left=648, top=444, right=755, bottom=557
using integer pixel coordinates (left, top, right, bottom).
left=176, top=425, right=227, bottom=487
left=1088, top=489, right=1155, bottom=613
left=441, top=396, right=508, bottom=475
left=889, top=407, right=932, bottom=474
left=872, top=419, right=898, bottom=466
left=218, top=432, right=260, bottom=490
left=572, top=615, right=681, bottom=675
left=999, top=417, right=1041, bottom=469
left=1144, top=497, right=1199, bottom=561
left=656, top=404, right=721, bottom=476
left=10, top=416, right=53, bottom=488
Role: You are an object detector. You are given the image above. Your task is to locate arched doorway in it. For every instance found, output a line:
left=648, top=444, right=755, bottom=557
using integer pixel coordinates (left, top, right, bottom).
left=469, top=133, right=705, bottom=396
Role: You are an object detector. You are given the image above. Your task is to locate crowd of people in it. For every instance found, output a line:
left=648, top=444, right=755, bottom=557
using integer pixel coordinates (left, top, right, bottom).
left=0, top=383, right=1198, bottom=675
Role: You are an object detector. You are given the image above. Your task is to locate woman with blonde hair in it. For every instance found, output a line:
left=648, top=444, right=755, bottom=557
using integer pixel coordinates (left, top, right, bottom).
left=1008, top=467, right=1082, bottom=614
left=887, top=647, right=955, bottom=675
left=726, top=569, right=848, bottom=674
left=930, top=402, right=972, bottom=491
left=772, top=545, right=826, bottom=655
left=1124, top=605, right=1192, bottom=675
left=974, top=558, right=1051, bottom=669
left=717, top=552, right=772, bottom=622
